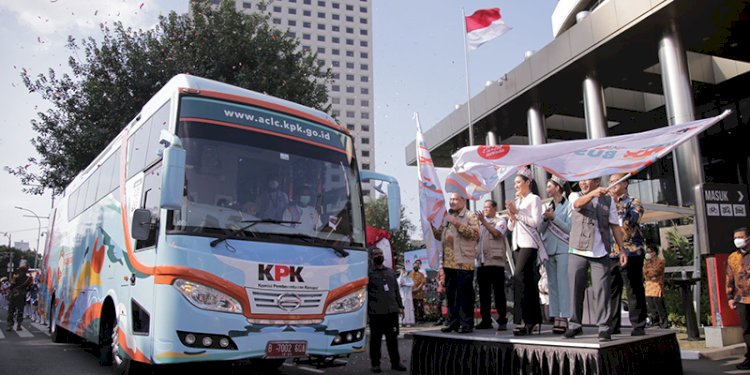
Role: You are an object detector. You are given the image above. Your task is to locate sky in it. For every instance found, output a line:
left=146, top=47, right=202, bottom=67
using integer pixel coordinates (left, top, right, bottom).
left=0, top=0, right=557, bottom=253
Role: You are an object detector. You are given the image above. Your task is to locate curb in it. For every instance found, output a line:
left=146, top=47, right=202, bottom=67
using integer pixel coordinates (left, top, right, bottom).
left=697, top=343, right=746, bottom=360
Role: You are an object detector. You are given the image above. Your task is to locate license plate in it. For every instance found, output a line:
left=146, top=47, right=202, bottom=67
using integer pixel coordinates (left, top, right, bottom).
left=265, top=341, right=307, bottom=358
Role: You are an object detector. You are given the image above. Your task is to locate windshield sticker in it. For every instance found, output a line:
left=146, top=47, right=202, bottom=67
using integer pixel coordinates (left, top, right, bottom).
left=180, top=97, right=347, bottom=150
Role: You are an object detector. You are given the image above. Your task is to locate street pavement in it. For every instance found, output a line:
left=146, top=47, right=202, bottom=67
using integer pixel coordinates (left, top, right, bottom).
left=0, top=310, right=747, bottom=374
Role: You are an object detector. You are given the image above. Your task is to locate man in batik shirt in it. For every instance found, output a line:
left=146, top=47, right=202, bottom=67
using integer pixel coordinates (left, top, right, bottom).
left=433, top=193, right=480, bottom=333
left=728, top=228, right=750, bottom=370
left=607, top=173, right=647, bottom=336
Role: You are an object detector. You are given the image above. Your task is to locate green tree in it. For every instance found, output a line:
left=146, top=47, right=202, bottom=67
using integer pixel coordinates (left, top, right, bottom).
left=364, top=196, right=416, bottom=266
left=8, top=0, right=331, bottom=195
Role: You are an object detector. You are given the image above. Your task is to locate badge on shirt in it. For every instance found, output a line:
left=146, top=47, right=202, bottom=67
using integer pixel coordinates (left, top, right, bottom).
left=384, top=284, right=390, bottom=292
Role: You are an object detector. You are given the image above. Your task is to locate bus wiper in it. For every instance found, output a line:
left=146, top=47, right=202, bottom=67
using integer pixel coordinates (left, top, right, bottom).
left=210, top=219, right=300, bottom=247
left=283, top=233, right=349, bottom=258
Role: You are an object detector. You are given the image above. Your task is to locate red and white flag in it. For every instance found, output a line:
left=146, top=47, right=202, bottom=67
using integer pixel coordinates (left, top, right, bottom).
left=415, top=113, right=446, bottom=270
left=465, top=8, right=511, bottom=50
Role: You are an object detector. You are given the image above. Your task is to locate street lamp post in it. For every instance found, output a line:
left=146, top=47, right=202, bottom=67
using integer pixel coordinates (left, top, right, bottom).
left=2, top=232, right=11, bottom=275
left=15, top=206, right=41, bottom=270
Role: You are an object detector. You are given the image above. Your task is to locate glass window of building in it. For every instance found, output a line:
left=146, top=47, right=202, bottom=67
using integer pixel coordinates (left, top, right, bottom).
left=360, top=52, right=368, bottom=58
left=360, top=6, right=367, bottom=13
left=346, top=62, right=354, bottom=69
left=332, top=14, right=340, bottom=20
left=360, top=18, right=367, bottom=24
left=303, top=21, right=311, bottom=28
left=332, top=37, right=340, bottom=43
left=332, top=2, right=340, bottom=9
left=361, top=112, right=369, bottom=119
left=361, top=150, right=369, bottom=157
left=346, top=39, right=354, bottom=45
left=360, top=64, right=368, bottom=70
left=360, top=41, right=368, bottom=47
left=361, top=100, right=369, bottom=107
left=303, top=9, right=311, bottom=16
left=346, top=111, right=355, bottom=118
left=332, top=73, right=340, bottom=79
left=346, top=98, right=355, bottom=105
left=304, top=0, right=310, bottom=4
left=362, top=138, right=370, bottom=145
left=331, top=97, right=340, bottom=104
left=272, top=18, right=281, bottom=24
left=360, top=29, right=368, bottom=36
left=289, top=8, right=296, bottom=14
left=332, top=25, right=340, bottom=31
left=317, top=47, right=325, bottom=54
left=362, top=163, right=370, bottom=170
left=346, top=74, right=354, bottom=81
left=346, top=123, right=355, bottom=130
left=302, top=45, right=311, bottom=51
left=332, top=110, right=340, bottom=117
left=361, top=125, right=369, bottom=132
left=332, top=60, right=340, bottom=67
left=303, top=33, right=311, bottom=40
left=346, top=4, right=353, bottom=11
left=360, top=76, right=369, bottom=82
left=361, top=87, right=369, bottom=94
left=346, top=27, right=354, bottom=34
left=346, top=86, right=355, bottom=93
left=242, top=2, right=252, bottom=9
left=332, top=48, right=340, bottom=55
left=318, top=12, right=325, bottom=18
left=273, top=6, right=282, bottom=12
left=346, top=50, right=354, bottom=57
left=317, top=35, right=325, bottom=42
left=332, top=85, right=340, bottom=92
left=318, top=0, right=325, bottom=5
left=288, top=20, right=296, bottom=26
left=346, top=16, right=354, bottom=22
left=287, top=31, right=296, bottom=38
left=257, top=3, right=266, bottom=10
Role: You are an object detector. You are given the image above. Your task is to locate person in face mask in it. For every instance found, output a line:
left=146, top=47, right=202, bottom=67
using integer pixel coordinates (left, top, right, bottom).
left=727, top=227, right=750, bottom=370
left=643, top=245, right=669, bottom=329
left=258, top=174, right=289, bottom=220
left=410, top=260, right=427, bottom=322
left=282, top=186, right=321, bottom=234
left=367, top=248, right=407, bottom=373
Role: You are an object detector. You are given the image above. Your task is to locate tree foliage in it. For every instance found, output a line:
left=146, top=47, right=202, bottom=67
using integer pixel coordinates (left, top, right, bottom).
left=8, top=0, right=331, bottom=195
left=364, top=195, right=416, bottom=262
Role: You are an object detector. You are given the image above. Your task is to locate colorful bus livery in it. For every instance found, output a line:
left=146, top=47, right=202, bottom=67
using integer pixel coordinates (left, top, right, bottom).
left=40, top=75, right=400, bottom=373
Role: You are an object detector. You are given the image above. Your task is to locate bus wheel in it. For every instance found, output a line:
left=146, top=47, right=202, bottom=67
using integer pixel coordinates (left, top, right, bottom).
left=110, top=319, right=133, bottom=375
left=97, top=302, right=114, bottom=366
left=50, top=297, right=67, bottom=343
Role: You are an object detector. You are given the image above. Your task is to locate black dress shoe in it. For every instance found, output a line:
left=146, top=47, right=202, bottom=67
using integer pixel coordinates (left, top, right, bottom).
left=631, top=328, right=646, bottom=336
left=475, top=321, right=493, bottom=329
left=563, top=326, right=583, bottom=339
left=391, top=363, right=407, bottom=372
left=737, top=358, right=750, bottom=370
left=458, top=327, right=474, bottom=334
left=441, top=325, right=458, bottom=333
left=371, top=365, right=383, bottom=373
left=598, top=331, right=611, bottom=342
left=496, top=323, right=508, bottom=331
left=610, top=328, right=621, bottom=335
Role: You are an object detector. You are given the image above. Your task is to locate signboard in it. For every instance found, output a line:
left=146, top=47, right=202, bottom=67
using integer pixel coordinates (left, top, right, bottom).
left=699, top=183, right=750, bottom=254
left=404, top=248, right=438, bottom=272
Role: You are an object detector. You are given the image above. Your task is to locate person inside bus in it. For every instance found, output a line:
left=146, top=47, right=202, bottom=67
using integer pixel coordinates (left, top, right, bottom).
left=282, top=186, right=322, bottom=234
left=241, top=200, right=259, bottom=219
left=258, top=174, right=289, bottom=220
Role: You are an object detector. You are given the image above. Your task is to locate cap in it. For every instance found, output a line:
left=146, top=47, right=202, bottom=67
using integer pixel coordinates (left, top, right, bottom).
left=516, top=166, right=534, bottom=181
left=549, top=175, right=567, bottom=187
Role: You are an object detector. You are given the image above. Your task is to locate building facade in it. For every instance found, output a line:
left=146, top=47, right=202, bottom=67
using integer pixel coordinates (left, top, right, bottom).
left=405, top=0, right=750, bottom=209
left=230, top=0, right=375, bottom=194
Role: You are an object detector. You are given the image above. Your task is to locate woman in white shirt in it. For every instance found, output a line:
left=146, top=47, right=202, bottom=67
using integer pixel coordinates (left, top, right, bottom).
left=398, top=268, right=416, bottom=327
left=507, top=167, right=543, bottom=336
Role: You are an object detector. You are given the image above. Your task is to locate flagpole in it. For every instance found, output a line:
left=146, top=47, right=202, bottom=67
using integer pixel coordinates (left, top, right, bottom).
left=461, top=7, right=474, bottom=147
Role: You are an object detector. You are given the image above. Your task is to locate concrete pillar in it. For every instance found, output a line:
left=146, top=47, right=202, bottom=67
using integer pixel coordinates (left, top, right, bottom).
left=658, top=22, right=704, bottom=206
left=527, top=104, right=548, bottom=197
left=582, top=74, right=608, bottom=140
left=659, top=20, right=705, bottom=328
left=486, top=131, right=506, bottom=208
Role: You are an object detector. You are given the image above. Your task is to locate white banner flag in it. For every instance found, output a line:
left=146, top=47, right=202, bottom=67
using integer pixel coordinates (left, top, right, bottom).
left=446, top=110, right=731, bottom=200
left=416, top=113, right=447, bottom=270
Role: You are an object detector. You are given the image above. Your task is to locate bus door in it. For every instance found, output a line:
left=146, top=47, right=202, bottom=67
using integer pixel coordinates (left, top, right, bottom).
left=129, top=162, right=162, bottom=339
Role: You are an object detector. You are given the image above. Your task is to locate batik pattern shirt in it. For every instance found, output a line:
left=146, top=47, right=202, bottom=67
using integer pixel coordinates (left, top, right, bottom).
left=433, top=210, right=480, bottom=271
left=643, top=257, right=666, bottom=297
left=609, top=194, right=645, bottom=258
left=726, top=250, right=750, bottom=304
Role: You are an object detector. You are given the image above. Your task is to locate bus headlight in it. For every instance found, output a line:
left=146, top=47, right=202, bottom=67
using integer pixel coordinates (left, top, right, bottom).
left=173, top=279, right=243, bottom=314
left=325, top=288, right=366, bottom=315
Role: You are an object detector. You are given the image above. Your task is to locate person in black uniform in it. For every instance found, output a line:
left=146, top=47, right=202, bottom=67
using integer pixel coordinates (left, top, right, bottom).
left=368, top=248, right=407, bottom=373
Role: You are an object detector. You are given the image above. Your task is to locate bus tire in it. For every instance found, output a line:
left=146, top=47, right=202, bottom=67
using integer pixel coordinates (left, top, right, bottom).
left=49, top=297, right=68, bottom=343
left=97, top=301, right=115, bottom=366
left=111, top=318, right=134, bottom=375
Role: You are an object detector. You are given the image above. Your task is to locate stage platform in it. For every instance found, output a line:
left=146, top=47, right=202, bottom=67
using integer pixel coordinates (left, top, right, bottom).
left=409, top=326, right=682, bottom=375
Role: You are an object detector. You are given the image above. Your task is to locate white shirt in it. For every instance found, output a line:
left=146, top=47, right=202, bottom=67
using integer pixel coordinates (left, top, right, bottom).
left=479, top=216, right=508, bottom=263
left=282, top=205, right=322, bottom=234
left=568, top=191, right=619, bottom=258
left=508, top=193, right=542, bottom=250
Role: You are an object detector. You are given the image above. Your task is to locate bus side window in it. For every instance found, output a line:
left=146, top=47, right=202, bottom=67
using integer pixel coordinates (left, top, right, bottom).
left=136, top=163, right=162, bottom=250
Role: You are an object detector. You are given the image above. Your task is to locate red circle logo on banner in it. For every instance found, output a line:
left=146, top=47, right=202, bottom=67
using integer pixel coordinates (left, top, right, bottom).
left=477, top=145, right=510, bottom=160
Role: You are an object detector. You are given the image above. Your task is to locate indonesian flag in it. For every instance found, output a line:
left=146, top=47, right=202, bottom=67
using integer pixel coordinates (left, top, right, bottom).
left=465, top=8, right=511, bottom=50
left=415, top=113, right=446, bottom=270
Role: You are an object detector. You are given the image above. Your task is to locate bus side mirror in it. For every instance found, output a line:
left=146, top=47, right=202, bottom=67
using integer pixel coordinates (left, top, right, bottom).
left=160, top=131, right=186, bottom=210
left=131, top=209, right=153, bottom=241
left=387, top=182, right=401, bottom=231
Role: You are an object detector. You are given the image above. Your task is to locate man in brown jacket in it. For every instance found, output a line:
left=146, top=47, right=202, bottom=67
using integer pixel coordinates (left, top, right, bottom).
left=433, top=193, right=480, bottom=333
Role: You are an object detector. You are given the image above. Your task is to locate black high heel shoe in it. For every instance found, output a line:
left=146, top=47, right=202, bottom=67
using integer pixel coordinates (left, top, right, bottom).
left=512, top=323, right=541, bottom=336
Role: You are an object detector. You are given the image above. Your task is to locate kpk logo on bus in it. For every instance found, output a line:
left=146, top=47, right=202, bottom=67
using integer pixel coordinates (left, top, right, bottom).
left=258, top=263, right=305, bottom=282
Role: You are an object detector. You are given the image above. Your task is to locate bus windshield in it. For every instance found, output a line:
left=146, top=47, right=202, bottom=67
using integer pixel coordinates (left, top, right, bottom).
left=170, top=96, right=365, bottom=248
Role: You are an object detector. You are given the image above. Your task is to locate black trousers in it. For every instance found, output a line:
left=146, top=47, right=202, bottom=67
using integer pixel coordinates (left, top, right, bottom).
left=445, top=268, right=475, bottom=329
left=610, top=255, right=648, bottom=330
left=369, top=313, right=400, bottom=367
left=413, top=298, right=425, bottom=322
left=739, top=303, right=750, bottom=359
left=647, top=296, right=669, bottom=327
left=7, top=297, right=24, bottom=325
left=478, top=265, right=508, bottom=324
left=513, top=248, right=542, bottom=325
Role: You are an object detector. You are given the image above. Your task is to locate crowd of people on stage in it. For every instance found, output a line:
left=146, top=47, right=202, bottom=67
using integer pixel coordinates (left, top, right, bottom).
left=373, top=167, right=680, bottom=345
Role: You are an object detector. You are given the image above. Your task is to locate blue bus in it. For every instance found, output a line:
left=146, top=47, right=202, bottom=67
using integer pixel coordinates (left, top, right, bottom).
left=39, top=75, right=400, bottom=373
